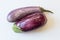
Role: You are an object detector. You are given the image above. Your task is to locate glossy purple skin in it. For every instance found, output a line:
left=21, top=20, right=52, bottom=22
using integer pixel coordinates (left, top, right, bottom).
left=16, top=12, right=47, bottom=31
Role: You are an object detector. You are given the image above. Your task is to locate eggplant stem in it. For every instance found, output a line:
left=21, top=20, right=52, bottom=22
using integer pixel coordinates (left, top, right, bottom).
left=13, top=24, right=22, bottom=33
left=40, top=7, right=53, bottom=13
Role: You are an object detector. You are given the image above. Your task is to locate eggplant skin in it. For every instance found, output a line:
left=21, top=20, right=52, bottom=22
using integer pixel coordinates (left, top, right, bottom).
left=7, top=6, right=42, bottom=22
left=16, top=12, right=47, bottom=31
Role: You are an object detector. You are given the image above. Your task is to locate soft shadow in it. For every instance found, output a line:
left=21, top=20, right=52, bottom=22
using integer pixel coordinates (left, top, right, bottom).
left=23, top=13, right=55, bottom=34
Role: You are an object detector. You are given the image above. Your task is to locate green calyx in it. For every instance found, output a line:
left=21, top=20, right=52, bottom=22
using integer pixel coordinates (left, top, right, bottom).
left=13, top=24, right=22, bottom=33
left=40, top=7, right=53, bottom=13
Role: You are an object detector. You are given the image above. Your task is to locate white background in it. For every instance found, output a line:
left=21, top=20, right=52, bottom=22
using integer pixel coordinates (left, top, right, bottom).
left=0, top=0, right=60, bottom=40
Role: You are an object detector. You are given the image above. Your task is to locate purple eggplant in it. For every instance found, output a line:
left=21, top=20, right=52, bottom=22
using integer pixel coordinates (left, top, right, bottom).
left=15, top=12, right=47, bottom=31
left=7, top=6, right=52, bottom=22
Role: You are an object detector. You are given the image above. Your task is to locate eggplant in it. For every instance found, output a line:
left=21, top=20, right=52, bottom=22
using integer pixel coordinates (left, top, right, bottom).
left=7, top=6, right=52, bottom=22
left=15, top=12, right=47, bottom=32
